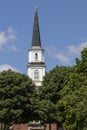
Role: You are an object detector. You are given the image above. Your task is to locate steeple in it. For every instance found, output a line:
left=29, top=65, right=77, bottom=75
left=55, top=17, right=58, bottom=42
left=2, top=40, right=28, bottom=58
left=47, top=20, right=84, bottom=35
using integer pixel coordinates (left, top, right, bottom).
left=28, top=8, right=46, bottom=87
left=32, top=8, right=41, bottom=47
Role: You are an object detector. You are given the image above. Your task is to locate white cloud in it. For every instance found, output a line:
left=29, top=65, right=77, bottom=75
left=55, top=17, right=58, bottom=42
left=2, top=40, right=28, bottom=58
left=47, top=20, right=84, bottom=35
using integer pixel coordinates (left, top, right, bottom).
left=0, top=32, right=7, bottom=46
left=0, top=27, right=16, bottom=50
left=46, top=47, right=69, bottom=63
left=55, top=53, right=69, bottom=62
left=0, top=64, right=18, bottom=72
left=10, top=45, right=18, bottom=51
left=46, top=41, right=87, bottom=65
left=8, top=26, right=15, bottom=34
left=67, top=42, right=87, bottom=55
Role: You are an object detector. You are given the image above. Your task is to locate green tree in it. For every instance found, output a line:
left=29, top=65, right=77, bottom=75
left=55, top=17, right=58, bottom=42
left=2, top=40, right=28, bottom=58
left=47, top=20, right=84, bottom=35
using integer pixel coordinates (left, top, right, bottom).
left=61, top=84, right=87, bottom=130
left=75, top=47, right=87, bottom=76
left=60, top=47, right=87, bottom=130
left=35, top=66, right=73, bottom=130
left=0, top=70, right=35, bottom=130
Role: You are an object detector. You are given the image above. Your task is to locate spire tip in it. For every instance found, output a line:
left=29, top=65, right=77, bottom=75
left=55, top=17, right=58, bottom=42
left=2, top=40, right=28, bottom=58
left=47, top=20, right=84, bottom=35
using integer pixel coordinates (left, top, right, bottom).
left=35, top=7, right=37, bottom=12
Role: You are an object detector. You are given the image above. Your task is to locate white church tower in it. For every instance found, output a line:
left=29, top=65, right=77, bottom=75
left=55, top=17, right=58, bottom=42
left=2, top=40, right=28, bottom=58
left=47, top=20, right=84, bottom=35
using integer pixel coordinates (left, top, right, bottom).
left=27, top=8, right=46, bottom=87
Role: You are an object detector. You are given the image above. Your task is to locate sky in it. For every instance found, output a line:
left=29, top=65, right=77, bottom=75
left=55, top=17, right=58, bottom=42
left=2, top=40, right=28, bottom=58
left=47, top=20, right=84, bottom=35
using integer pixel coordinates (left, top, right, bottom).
left=0, top=0, right=87, bottom=74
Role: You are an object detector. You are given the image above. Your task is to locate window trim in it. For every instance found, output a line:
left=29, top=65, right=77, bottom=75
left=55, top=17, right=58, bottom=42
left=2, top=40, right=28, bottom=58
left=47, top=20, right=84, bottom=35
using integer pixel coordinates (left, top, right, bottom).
left=34, top=70, right=39, bottom=80
left=35, top=53, right=38, bottom=60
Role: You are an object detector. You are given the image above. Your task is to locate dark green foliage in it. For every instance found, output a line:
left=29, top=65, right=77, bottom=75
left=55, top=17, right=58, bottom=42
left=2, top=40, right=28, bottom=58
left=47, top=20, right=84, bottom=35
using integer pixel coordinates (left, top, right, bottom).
left=0, top=70, right=35, bottom=130
left=35, top=47, right=87, bottom=130
left=75, top=47, right=87, bottom=75
left=60, top=47, right=87, bottom=130
left=40, top=66, right=73, bottom=103
left=36, top=66, right=73, bottom=127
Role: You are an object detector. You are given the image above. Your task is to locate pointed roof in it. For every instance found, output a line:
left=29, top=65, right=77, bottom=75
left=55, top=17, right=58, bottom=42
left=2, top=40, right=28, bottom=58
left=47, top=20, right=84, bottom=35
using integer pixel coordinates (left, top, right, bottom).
left=31, top=8, right=41, bottom=47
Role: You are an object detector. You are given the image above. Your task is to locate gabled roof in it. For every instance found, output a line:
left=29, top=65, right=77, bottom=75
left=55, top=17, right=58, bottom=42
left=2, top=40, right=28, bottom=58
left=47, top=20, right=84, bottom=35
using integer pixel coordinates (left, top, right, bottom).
left=31, top=8, right=41, bottom=47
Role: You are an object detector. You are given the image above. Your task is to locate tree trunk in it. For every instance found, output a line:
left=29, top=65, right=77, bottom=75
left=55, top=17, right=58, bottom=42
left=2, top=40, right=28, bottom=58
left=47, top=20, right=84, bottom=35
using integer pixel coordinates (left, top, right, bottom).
left=4, top=123, right=10, bottom=130
left=49, top=123, right=51, bottom=130
left=3, top=123, right=16, bottom=130
left=0, top=122, right=2, bottom=130
left=4, top=123, right=7, bottom=130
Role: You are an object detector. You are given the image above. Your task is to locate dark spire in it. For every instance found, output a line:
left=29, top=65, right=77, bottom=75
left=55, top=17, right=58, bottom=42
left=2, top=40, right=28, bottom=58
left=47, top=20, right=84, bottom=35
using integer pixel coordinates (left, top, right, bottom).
left=32, top=8, right=41, bottom=47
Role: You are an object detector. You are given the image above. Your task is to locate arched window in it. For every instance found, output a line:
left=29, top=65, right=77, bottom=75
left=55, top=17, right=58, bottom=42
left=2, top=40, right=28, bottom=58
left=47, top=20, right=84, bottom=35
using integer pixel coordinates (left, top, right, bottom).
left=35, top=53, right=38, bottom=60
left=34, top=70, right=39, bottom=80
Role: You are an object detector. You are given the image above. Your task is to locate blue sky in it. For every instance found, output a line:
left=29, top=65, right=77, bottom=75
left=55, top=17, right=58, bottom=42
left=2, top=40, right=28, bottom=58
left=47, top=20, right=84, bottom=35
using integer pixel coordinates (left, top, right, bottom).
left=0, top=0, right=87, bottom=74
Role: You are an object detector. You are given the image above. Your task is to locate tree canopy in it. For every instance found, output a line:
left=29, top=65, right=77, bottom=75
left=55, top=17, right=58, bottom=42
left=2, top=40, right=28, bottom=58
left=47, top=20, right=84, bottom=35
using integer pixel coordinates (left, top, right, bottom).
left=34, top=65, right=73, bottom=129
left=0, top=70, right=35, bottom=130
left=60, top=47, right=87, bottom=130
left=34, top=47, right=87, bottom=130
